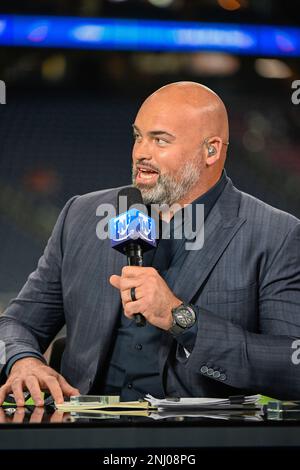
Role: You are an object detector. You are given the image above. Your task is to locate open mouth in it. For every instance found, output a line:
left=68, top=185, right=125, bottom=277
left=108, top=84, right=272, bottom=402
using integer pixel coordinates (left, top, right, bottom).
left=136, top=167, right=159, bottom=183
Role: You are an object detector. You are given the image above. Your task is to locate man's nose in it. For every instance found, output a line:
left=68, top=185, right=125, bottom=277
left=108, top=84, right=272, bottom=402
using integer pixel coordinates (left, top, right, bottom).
left=134, top=138, right=152, bottom=160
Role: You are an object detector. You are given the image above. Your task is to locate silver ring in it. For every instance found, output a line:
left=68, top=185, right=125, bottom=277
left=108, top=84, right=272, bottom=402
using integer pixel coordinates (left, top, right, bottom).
left=130, top=287, right=137, bottom=302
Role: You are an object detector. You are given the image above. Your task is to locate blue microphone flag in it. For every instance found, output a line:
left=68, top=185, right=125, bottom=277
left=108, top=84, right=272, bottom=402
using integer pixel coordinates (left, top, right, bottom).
left=109, top=208, right=156, bottom=254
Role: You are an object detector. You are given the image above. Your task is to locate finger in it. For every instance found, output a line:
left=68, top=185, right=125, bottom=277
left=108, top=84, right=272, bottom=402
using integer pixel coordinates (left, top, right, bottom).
left=42, top=376, right=64, bottom=405
left=119, top=277, right=143, bottom=292
left=11, top=379, right=26, bottom=407
left=124, top=299, right=144, bottom=318
left=121, top=287, right=141, bottom=305
left=0, top=384, right=10, bottom=405
left=109, top=275, right=121, bottom=289
left=13, top=407, right=26, bottom=423
left=25, top=375, right=44, bottom=407
left=121, top=266, right=153, bottom=278
left=30, top=407, right=45, bottom=423
left=57, top=375, right=80, bottom=397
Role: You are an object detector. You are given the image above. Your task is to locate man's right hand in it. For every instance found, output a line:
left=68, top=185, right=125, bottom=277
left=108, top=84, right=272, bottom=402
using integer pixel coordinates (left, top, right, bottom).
left=0, top=357, right=80, bottom=406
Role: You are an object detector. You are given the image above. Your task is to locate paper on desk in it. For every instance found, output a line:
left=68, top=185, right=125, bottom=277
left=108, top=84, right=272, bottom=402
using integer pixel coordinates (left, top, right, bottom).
left=55, top=400, right=152, bottom=412
left=145, top=394, right=261, bottom=410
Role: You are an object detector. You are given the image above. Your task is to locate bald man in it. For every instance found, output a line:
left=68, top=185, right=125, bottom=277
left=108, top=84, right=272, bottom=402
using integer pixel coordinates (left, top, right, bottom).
left=1, top=82, right=300, bottom=406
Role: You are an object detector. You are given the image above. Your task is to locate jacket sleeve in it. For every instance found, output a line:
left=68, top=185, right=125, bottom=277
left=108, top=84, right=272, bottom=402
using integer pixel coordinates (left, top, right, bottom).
left=0, top=196, right=78, bottom=379
left=176, top=222, right=300, bottom=400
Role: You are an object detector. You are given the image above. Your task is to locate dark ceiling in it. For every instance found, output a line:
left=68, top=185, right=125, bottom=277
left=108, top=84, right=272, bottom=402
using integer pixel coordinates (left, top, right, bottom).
left=1, top=0, right=300, bottom=26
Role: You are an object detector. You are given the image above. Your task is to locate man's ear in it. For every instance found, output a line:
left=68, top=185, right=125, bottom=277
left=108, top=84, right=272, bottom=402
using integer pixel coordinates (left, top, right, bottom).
left=204, top=137, right=223, bottom=166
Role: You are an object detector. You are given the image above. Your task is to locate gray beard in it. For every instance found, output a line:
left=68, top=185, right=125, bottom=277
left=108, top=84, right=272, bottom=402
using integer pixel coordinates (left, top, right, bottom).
left=132, top=161, right=202, bottom=206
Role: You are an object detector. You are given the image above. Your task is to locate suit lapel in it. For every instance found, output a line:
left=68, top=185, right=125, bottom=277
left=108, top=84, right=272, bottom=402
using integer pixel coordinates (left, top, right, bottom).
left=165, top=179, right=246, bottom=302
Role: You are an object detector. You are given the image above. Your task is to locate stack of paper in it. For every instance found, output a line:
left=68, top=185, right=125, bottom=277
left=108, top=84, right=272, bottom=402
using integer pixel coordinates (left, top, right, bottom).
left=144, top=394, right=261, bottom=411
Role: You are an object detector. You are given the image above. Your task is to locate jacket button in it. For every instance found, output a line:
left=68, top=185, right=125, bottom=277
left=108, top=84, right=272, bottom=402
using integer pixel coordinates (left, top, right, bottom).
left=213, top=371, right=221, bottom=379
left=207, top=368, right=214, bottom=376
left=220, top=374, right=226, bottom=381
left=200, top=366, right=208, bottom=374
left=127, top=383, right=133, bottom=389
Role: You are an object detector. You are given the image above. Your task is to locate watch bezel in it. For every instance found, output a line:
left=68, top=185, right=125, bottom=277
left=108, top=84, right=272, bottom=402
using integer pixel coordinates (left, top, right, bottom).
left=169, top=303, right=196, bottom=335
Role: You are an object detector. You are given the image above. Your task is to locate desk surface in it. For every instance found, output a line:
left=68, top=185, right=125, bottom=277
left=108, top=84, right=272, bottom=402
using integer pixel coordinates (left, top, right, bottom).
left=0, top=406, right=300, bottom=451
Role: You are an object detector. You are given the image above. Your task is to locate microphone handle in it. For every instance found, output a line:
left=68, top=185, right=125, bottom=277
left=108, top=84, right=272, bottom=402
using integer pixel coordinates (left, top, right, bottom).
left=126, top=243, right=146, bottom=327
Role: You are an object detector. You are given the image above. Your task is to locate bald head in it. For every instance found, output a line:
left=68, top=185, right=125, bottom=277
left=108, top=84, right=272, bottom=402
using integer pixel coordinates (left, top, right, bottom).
left=145, top=81, right=229, bottom=146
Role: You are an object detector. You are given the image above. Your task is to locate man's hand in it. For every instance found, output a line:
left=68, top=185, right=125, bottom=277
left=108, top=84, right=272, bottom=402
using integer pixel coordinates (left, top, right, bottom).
left=0, top=357, right=80, bottom=407
left=110, top=266, right=182, bottom=330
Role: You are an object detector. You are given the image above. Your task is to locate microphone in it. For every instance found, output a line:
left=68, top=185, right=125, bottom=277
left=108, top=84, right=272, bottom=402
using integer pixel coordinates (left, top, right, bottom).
left=109, top=187, right=156, bottom=327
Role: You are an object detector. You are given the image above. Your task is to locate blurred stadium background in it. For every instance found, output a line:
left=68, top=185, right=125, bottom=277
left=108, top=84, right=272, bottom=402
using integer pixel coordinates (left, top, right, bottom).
left=0, top=0, right=299, bottom=312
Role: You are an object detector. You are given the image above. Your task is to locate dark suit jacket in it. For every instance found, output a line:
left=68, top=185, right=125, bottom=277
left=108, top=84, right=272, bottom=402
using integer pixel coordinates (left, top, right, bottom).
left=1, top=176, right=300, bottom=399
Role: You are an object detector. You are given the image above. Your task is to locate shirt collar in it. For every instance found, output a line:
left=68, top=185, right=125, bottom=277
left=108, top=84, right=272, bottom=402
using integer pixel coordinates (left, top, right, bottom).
left=189, top=168, right=228, bottom=221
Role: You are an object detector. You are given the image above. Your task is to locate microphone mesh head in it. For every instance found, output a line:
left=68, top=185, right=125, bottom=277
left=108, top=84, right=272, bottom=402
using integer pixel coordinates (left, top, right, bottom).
left=117, top=187, right=144, bottom=215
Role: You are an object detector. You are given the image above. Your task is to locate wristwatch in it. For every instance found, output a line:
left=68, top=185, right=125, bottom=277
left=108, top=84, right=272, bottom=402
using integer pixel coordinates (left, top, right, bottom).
left=168, top=303, right=197, bottom=335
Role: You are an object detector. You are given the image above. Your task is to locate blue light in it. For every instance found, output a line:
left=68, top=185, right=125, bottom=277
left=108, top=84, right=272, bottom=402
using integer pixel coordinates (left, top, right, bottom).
left=0, top=14, right=299, bottom=56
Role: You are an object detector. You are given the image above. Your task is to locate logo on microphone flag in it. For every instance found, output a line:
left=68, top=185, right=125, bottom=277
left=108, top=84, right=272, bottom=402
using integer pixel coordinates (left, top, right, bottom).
left=109, top=209, right=156, bottom=252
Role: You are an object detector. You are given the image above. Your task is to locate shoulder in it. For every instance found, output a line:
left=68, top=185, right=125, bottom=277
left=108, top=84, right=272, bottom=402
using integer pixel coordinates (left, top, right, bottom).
left=57, top=185, right=131, bottom=235
left=239, top=188, right=299, bottom=227
left=226, top=184, right=300, bottom=246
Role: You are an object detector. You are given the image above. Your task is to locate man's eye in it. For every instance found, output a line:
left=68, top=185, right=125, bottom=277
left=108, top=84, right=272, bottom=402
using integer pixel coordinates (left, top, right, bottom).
left=155, top=138, right=168, bottom=146
left=133, top=133, right=141, bottom=141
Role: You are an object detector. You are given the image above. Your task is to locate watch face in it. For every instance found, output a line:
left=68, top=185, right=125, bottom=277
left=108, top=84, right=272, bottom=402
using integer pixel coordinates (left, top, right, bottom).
left=174, top=306, right=195, bottom=328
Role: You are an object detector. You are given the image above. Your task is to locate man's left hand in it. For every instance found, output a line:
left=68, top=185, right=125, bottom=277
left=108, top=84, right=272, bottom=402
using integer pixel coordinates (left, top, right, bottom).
left=109, top=266, right=182, bottom=330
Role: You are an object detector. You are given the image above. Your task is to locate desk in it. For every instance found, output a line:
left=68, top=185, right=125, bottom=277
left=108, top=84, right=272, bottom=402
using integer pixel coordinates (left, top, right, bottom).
left=0, top=407, right=300, bottom=451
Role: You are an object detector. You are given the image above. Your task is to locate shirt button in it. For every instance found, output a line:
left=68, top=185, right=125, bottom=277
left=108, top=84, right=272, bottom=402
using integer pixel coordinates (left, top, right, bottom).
left=127, top=383, right=133, bottom=389
left=200, top=366, right=208, bottom=374
left=135, top=344, right=143, bottom=350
